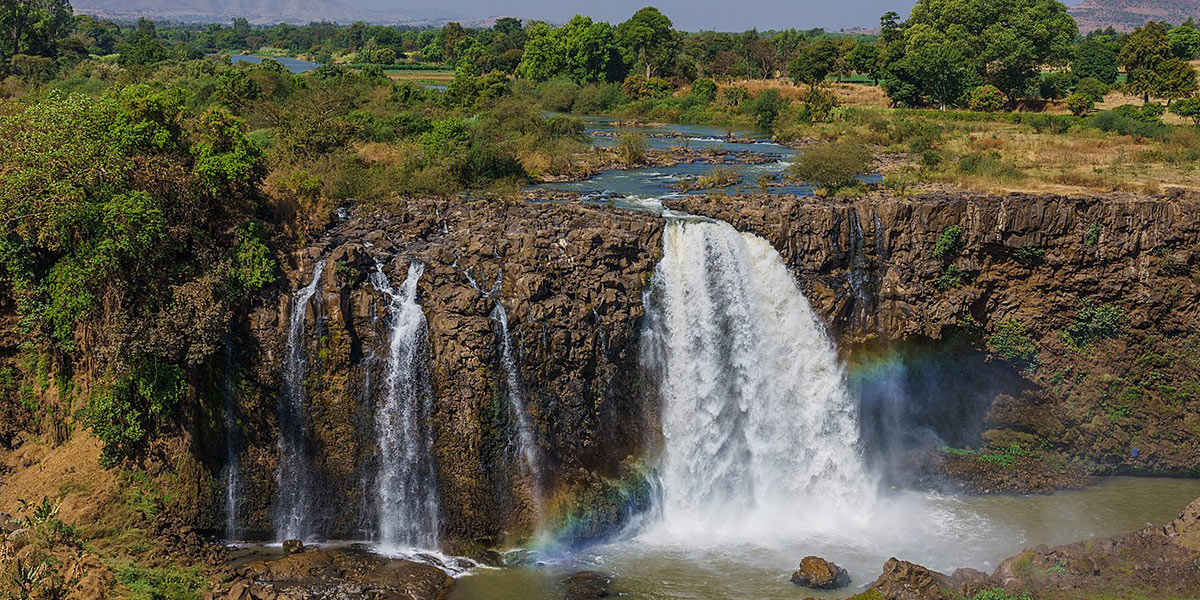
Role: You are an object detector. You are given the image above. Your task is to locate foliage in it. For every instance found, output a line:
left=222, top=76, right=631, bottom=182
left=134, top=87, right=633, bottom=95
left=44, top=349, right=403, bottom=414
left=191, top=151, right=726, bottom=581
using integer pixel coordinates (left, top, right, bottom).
left=936, top=264, right=972, bottom=290
left=1170, top=96, right=1200, bottom=125
left=987, top=319, right=1039, bottom=368
left=967, top=85, right=1006, bottom=112
left=790, top=39, right=840, bottom=89
left=1120, top=22, right=1173, bottom=102
left=1063, top=300, right=1128, bottom=349
left=230, top=222, right=277, bottom=292
left=787, top=140, right=873, bottom=191
left=1169, top=20, right=1200, bottom=60
left=689, top=78, right=717, bottom=104
left=616, top=6, right=677, bottom=78
left=1065, top=92, right=1095, bottom=116
left=616, top=132, right=646, bottom=166
left=112, top=562, right=206, bottom=600
left=1084, top=223, right=1101, bottom=245
left=747, top=89, right=788, bottom=129
left=1074, top=77, right=1109, bottom=103
left=621, top=74, right=673, bottom=100
left=1072, top=38, right=1119, bottom=85
left=942, top=442, right=1033, bottom=469
left=77, top=361, right=187, bottom=467
left=516, top=17, right=627, bottom=84
left=933, top=225, right=965, bottom=261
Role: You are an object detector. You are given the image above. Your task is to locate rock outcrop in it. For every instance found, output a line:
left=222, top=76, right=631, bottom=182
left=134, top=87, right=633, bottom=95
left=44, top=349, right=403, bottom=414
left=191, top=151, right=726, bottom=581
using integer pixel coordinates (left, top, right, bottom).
left=229, top=199, right=663, bottom=547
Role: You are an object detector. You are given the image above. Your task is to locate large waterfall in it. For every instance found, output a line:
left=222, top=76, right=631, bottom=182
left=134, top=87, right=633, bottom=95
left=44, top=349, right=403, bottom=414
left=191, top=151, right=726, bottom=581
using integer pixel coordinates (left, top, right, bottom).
left=643, top=218, right=874, bottom=539
left=274, top=261, right=325, bottom=541
left=370, top=261, right=441, bottom=549
left=491, top=303, right=544, bottom=514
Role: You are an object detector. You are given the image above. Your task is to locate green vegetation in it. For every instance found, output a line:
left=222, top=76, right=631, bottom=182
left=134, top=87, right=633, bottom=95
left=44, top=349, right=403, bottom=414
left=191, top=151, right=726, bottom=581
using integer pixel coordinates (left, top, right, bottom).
left=112, top=562, right=206, bottom=600
left=787, top=140, right=873, bottom=191
left=942, top=442, right=1034, bottom=469
left=1063, top=301, right=1128, bottom=350
left=988, top=319, right=1039, bottom=369
left=933, top=225, right=965, bottom=261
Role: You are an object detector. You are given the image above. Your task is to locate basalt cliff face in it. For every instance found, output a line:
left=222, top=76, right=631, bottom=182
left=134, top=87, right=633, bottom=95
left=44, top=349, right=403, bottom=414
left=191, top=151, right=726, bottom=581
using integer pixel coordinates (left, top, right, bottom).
left=673, top=193, right=1200, bottom=480
left=223, top=200, right=663, bottom=547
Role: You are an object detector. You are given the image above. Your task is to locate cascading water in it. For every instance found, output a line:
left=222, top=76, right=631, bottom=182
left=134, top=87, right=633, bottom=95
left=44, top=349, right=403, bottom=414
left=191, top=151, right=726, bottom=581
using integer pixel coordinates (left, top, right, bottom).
left=370, top=261, right=441, bottom=550
left=274, top=261, right=325, bottom=541
left=643, top=218, right=875, bottom=540
left=490, top=303, right=544, bottom=514
left=221, top=329, right=241, bottom=541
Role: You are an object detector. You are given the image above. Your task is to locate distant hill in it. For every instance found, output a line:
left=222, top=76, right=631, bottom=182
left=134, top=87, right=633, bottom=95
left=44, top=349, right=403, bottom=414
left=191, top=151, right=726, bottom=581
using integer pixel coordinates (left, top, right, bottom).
left=72, top=0, right=487, bottom=25
left=1069, top=0, right=1200, bottom=32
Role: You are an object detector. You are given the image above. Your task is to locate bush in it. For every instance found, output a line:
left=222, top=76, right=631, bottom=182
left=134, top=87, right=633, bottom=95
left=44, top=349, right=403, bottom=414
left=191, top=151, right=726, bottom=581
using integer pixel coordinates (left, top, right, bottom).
left=1039, top=71, right=1077, bottom=101
left=957, top=151, right=1025, bottom=180
left=798, top=86, right=838, bottom=123
left=616, top=132, right=646, bottom=166
left=722, top=85, right=750, bottom=108
left=1065, top=92, right=1094, bottom=116
left=230, top=221, right=276, bottom=292
left=573, top=83, right=626, bottom=113
left=77, top=362, right=187, bottom=467
left=1063, top=300, right=1127, bottom=349
left=1075, top=77, right=1109, bottom=103
left=747, top=89, right=788, bottom=129
left=1170, top=95, right=1200, bottom=125
left=987, top=319, right=1039, bottom=368
left=968, top=85, right=1006, bottom=112
left=689, top=77, right=717, bottom=104
left=622, top=74, right=673, bottom=100
left=787, top=140, right=873, bottom=191
left=933, top=225, right=965, bottom=261
left=1087, top=110, right=1167, bottom=139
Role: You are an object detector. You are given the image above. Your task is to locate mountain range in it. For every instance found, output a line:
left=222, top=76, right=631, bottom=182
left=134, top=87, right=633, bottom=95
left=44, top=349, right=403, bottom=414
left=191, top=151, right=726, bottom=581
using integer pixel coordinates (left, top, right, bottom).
left=1069, top=0, right=1200, bottom=32
left=71, top=0, right=489, bottom=25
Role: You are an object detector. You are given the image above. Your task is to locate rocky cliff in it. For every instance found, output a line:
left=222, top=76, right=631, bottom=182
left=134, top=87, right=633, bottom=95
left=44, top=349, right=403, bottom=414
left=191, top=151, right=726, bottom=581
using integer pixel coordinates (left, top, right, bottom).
left=674, top=192, right=1200, bottom=479
left=229, top=199, right=663, bottom=548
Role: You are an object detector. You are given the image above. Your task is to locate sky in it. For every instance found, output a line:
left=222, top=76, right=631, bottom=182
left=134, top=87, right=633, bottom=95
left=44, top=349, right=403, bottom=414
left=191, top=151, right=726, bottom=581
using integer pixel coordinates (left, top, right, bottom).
left=355, top=0, right=923, bottom=31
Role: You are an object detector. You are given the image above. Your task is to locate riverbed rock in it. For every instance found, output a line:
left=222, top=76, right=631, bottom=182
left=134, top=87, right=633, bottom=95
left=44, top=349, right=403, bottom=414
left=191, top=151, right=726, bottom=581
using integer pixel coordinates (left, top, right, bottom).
left=558, top=570, right=615, bottom=599
left=281, top=539, right=304, bottom=554
left=242, top=546, right=454, bottom=599
left=870, top=558, right=950, bottom=600
left=790, top=556, right=850, bottom=589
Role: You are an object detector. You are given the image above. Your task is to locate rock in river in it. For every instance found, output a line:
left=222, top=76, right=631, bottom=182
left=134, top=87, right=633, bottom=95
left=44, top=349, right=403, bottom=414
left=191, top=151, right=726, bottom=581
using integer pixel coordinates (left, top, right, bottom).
left=791, top=555, right=850, bottom=589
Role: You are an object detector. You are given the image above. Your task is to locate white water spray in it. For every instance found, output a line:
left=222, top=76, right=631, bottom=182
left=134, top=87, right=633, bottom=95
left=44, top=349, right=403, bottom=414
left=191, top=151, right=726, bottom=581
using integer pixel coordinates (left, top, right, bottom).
left=274, top=261, right=325, bottom=541
left=222, top=329, right=240, bottom=541
left=644, top=218, right=875, bottom=540
left=370, top=261, right=441, bottom=549
left=490, top=303, right=544, bottom=515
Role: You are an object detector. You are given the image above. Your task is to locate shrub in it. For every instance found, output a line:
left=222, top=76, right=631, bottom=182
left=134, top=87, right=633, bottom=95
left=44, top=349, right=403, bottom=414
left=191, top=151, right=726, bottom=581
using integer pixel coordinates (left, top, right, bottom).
left=77, top=362, right=187, bottom=467
left=230, top=221, right=277, bottom=292
left=1013, top=245, right=1045, bottom=264
left=1064, top=300, right=1127, bottom=349
left=542, top=114, right=586, bottom=139
left=1065, top=92, right=1094, bottom=116
left=722, top=85, right=750, bottom=108
left=968, top=85, right=1006, bottom=112
left=1075, top=77, right=1109, bottom=102
left=1039, top=71, right=1077, bottom=101
left=747, top=89, right=788, bottom=129
left=622, top=74, right=673, bottom=100
left=1087, top=109, right=1167, bottom=139
left=1170, top=95, right=1200, bottom=125
left=1023, top=113, right=1072, bottom=134
left=988, top=319, right=1039, bottom=368
left=957, top=151, right=1024, bottom=180
left=936, top=264, right=972, bottom=290
left=787, top=140, right=873, bottom=191
left=798, top=86, right=838, bottom=123
left=573, top=83, right=626, bottom=113
left=933, top=225, right=965, bottom=261
left=1084, top=223, right=1101, bottom=245
left=689, top=77, right=717, bottom=104
left=616, top=132, right=646, bottom=166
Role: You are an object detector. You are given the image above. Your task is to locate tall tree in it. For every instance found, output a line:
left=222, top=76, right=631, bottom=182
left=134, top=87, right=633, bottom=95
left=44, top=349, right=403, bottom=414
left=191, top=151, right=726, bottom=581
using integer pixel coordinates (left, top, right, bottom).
left=789, top=39, right=839, bottom=91
left=0, top=0, right=72, bottom=65
left=1072, top=37, right=1119, bottom=84
left=1120, top=22, right=1173, bottom=103
left=616, top=6, right=676, bottom=78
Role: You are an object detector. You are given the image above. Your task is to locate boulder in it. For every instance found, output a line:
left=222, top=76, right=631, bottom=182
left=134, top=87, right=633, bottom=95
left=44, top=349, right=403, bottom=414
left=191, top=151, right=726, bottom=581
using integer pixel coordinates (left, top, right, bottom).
left=281, top=539, right=304, bottom=554
left=870, top=558, right=950, bottom=600
left=790, top=556, right=850, bottom=589
left=558, top=570, right=614, bottom=599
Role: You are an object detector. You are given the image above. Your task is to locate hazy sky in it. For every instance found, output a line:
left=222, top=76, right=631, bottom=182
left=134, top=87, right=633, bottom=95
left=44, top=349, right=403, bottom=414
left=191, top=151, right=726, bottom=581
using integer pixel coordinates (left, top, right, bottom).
left=357, top=0, right=924, bottom=31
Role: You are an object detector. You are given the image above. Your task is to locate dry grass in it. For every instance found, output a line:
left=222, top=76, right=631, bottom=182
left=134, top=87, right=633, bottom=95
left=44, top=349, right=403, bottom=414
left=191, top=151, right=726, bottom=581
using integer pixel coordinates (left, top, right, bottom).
left=718, top=79, right=890, bottom=108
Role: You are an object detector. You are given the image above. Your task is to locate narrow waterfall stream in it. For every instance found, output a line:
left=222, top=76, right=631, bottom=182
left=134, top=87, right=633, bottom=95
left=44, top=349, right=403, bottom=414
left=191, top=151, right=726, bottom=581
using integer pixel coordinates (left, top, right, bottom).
left=491, top=303, right=544, bottom=517
left=221, top=329, right=241, bottom=541
left=274, top=261, right=325, bottom=541
left=370, top=261, right=441, bottom=550
left=643, top=218, right=875, bottom=538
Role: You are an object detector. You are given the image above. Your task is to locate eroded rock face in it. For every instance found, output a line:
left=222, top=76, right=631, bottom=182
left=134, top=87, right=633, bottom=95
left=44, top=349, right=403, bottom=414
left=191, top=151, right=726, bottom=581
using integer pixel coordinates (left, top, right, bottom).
left=674, top=193, right=1200, bottom=480
left=226, top=547, right=455, bottom=600
left=790, top=555, right=850, bottom=589
left=233, top=200, right=663, bottom=547
left=870, top=558, right=951, bottom=600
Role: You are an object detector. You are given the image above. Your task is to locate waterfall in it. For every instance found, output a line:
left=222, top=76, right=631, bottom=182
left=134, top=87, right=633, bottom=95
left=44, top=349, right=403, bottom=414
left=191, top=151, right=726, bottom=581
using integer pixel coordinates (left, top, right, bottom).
left=490, top=303, right=544, bottom=514
left=221, top=329, right=241, bottom=541
left=274, top=261, right=325, bottom=541
left=643, top=218, right=874, bottom=539
left=370, top=261, right=441, bottom=550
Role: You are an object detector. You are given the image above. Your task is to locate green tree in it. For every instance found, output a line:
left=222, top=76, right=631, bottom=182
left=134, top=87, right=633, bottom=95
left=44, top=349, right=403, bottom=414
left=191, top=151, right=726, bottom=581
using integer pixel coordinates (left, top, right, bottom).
left=689, top=77, right=717, bottom=103
left=1072, top=37, right=1119, bottom=84
left=1169, top=19, right=1200, bottom=60
left=0, top=0, right=72, bottom=66
left=968, top=85, right=1006, bottom=112
left=1120, top=22, right=1173, bottom=103
left=1065, top=91, right=1094, bottom=115
left=883, top=0, right=1077, bottom=108
left=848, top=41, right=881, bottom=84
left=1155, top=58, right=1198, bottom=105
left=560, top=15, right=626, bottom=83
left=515, top=22, right=565, bottom=82
left=119, top=18, right=170, bottom=66
left=1075, top=76, right=1109, bottom=102
left=616, top=6, right=676, bottom=78
left=789, top=39, right=840, bottom=91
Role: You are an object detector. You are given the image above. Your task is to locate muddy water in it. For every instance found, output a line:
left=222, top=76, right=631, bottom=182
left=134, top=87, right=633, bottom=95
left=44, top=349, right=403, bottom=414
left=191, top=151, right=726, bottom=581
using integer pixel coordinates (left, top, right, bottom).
left=449, top=477, right=1200, bottom=600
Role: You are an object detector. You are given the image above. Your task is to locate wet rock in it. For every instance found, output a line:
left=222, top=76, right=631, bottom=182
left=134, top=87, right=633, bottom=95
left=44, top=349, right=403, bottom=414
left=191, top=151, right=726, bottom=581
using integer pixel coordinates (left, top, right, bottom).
left=281, top=539, right=304, bottom=554
left=244, top=547, right=454, bottom=599
left=870, top=557, right=950, bottom=600
left=558, top=570, right=614, bottom=599
left=790, top=556, right=850, bottom=589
